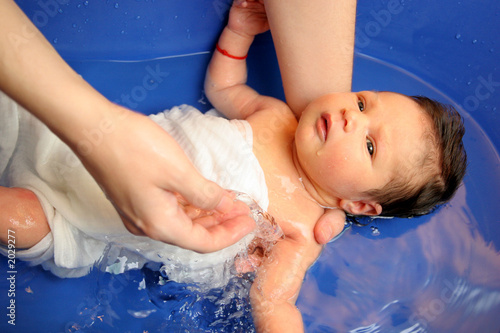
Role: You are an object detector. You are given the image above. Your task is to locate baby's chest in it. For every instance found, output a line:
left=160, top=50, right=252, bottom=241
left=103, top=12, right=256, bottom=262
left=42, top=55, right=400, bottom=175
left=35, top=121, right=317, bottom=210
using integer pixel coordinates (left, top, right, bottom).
left=265, top=173, right=323, bottom=240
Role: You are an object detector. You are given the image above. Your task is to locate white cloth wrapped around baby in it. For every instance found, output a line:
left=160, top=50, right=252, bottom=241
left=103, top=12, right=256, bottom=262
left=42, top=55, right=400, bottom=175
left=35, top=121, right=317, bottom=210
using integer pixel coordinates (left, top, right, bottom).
left=0, top=92, right=280, bottom=288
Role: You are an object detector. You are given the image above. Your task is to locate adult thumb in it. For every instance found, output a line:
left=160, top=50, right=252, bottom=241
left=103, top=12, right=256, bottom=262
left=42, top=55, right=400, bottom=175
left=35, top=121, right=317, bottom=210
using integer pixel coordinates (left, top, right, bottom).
left=314, top=209, right=346, bottom=244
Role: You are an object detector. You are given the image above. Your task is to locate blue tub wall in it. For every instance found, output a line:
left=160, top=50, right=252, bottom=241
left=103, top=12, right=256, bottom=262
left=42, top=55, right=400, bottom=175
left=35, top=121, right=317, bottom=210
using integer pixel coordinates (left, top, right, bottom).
left=15, top=0, right=500, bottom=150
left=3, top=0, right=499, bottom=332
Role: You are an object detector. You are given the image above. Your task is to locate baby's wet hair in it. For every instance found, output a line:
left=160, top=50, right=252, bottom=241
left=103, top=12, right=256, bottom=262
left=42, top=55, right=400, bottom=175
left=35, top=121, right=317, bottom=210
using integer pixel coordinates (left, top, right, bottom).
left=363, top=95, right=467, bottom=218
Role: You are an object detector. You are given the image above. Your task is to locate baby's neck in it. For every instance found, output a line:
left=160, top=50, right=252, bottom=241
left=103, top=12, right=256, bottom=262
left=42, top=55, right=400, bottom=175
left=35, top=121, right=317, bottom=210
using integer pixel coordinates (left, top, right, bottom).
left=290, top=140, right=341, bottom=210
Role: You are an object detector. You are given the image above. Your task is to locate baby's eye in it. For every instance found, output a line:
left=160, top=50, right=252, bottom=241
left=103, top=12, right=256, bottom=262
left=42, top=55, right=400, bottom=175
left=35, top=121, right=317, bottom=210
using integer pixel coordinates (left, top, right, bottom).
left=358, top=99, right=365, bottom=112
left=366, top=138, right=374, bottom=156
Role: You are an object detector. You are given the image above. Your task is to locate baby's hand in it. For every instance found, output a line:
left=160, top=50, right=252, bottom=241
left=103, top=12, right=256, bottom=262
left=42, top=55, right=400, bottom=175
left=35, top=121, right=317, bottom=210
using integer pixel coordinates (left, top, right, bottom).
left=228, top=0, right=269, bottom=38
left=234, top=240, right=265, bottom=274
left=235, top=208, right=283, bottom=274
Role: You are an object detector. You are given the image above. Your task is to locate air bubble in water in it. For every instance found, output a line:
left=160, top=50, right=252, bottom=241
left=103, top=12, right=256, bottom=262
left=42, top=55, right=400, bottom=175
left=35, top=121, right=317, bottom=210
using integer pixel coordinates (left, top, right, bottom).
left=371, top=226, right=380, bottom=236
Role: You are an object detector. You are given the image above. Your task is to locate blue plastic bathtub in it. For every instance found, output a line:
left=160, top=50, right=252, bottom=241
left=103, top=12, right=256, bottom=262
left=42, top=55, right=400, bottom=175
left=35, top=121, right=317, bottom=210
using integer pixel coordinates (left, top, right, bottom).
left=1, top=0, right=499, bottom=332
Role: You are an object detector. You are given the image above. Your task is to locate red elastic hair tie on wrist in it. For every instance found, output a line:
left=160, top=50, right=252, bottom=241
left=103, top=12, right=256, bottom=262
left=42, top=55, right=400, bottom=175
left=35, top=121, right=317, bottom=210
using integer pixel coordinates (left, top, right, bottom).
left=216, top=43, right=248, bottom=60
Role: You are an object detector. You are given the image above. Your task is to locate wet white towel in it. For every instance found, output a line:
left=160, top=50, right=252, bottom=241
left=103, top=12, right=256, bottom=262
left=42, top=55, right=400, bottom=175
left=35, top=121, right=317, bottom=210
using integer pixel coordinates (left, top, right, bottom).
left=0, top=92, right=268, bottom=283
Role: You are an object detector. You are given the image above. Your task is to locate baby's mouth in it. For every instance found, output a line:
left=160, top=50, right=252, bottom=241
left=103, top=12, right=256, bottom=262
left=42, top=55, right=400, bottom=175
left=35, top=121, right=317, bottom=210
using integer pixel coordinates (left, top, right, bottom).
left=318, top=113, right=331, bottom=142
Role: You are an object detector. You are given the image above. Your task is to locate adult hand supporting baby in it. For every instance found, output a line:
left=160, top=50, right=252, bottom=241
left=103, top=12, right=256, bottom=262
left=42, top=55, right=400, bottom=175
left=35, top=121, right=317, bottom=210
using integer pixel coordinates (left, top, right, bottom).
left=264, top=0, right=357, bottom=244
left=77, top=106, right=256, bottom=252
left=0, top=0, right=255, bottom=253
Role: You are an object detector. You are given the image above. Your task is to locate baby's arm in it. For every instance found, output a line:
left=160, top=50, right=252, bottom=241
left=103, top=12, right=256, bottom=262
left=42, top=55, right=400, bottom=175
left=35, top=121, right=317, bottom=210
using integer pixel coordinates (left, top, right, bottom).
left=250, top=208, right=346, bottom=332
left=250, top=234, right=322, bottom=332
left=205, top=0, right=277, bottom=119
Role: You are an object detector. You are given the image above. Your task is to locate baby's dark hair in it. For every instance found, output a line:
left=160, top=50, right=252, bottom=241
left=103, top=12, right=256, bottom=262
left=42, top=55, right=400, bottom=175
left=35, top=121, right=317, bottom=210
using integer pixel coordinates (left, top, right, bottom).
left=364, top=95, right=467, bottom=218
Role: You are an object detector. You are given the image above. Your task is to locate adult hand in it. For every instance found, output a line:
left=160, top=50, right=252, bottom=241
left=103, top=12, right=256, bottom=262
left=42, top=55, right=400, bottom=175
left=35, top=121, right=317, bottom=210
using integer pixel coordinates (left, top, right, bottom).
left=74, top=105, right=256, bottom=253
left=314, top=208, right=347, bottom=244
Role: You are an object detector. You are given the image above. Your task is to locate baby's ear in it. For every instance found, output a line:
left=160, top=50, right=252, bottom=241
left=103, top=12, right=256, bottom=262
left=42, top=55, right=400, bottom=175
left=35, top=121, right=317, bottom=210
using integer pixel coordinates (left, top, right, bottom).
left=340, top=199, right=382, bottom=216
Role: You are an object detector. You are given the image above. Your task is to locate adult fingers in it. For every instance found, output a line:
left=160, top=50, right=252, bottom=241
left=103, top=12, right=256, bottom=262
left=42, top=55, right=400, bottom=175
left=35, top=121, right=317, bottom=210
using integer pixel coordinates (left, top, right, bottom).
left=138, top=191, right=256, bottom=253
left=187, top=214, right=256, bottom=253
left=172, top=169, right=235, bottom=214
left=313, top=209, right=346, bottom=245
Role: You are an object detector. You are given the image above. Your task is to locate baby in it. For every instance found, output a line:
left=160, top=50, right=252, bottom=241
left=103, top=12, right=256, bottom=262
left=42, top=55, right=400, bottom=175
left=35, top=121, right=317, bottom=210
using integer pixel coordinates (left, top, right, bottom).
left=0, top=0, right=466, bottom=331
left=205, top=1, right=466, bottom=332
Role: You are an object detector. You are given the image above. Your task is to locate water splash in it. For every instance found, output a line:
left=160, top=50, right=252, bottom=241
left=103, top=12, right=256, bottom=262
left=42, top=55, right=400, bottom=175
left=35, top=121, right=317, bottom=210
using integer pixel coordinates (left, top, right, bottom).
left=156, top=192, right=283, bottom=290
left=64, top=192, right=282, bottom=331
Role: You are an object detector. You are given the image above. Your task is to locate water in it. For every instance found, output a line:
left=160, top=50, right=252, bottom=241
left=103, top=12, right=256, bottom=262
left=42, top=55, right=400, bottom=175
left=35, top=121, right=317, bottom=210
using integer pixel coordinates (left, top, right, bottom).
left=62, top=263, right=257, bottom=332
left=0, top=47, right=499, bottom=333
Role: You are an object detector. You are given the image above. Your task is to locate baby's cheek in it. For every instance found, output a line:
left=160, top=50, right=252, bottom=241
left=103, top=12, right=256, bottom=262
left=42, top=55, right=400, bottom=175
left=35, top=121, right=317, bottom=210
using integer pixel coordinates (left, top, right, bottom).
left=295, top=117, right=319, bottom=146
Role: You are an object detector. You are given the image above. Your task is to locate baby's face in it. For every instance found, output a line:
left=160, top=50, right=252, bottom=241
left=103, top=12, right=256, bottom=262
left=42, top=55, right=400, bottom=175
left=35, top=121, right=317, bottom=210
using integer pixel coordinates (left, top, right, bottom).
left=294, top=91, right=431, bottom=213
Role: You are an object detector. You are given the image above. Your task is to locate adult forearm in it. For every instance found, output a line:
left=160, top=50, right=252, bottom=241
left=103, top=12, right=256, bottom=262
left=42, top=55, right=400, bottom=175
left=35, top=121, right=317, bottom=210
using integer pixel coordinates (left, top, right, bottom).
left=264, top=0, right=357, bottom=115
left=0, top=0, right=114, bottom=148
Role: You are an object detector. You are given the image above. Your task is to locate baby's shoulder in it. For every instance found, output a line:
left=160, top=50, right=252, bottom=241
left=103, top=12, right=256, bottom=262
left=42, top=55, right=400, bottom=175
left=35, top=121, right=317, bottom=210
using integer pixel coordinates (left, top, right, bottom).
left=246, top=98, right=297, bottom=130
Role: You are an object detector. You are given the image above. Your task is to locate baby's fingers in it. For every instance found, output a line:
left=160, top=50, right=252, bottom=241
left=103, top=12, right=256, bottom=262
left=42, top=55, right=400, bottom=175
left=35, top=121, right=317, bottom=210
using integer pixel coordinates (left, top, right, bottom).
left=235, top=253, right=262, bottom=274
left=234, top=0, right=248, bottom=8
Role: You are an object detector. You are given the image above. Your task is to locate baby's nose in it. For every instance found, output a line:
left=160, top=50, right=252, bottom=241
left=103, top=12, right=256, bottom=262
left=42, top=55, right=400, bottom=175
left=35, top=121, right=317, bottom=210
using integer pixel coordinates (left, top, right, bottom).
left=343, top=107, right=368, bottom=133
left=343, top=109, right=356, bottom=133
